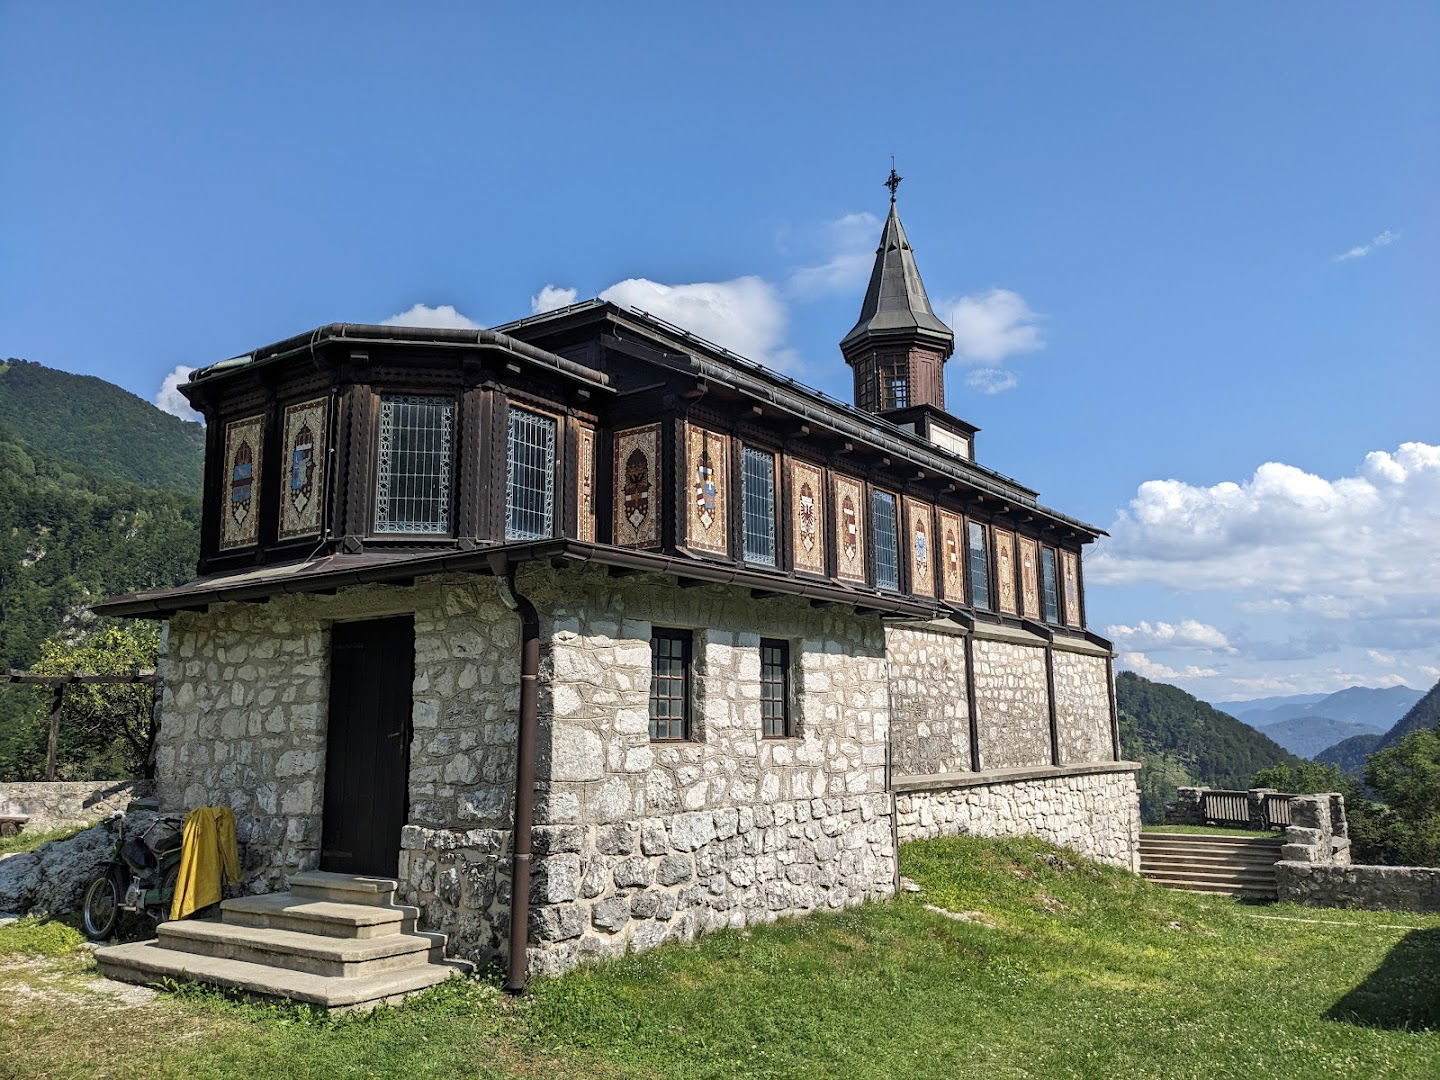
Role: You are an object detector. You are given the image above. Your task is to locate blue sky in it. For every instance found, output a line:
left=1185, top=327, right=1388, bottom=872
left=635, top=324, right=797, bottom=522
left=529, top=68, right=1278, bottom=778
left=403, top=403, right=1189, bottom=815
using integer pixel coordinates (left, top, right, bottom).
left=3, top=3, right=1437, bottom=700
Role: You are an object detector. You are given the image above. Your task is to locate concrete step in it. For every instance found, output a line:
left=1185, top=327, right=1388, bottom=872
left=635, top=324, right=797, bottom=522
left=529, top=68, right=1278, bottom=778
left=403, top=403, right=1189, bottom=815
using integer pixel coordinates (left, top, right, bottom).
left=95, top=940, right=468, bottom=1012
left=1141, top=854, right=1280, bottom=872
left=1143, top=866, right=1277, bottom=886
left=1140, top=833, right=1283, bottom=848
left=156, top=918, right=444, bottom=978
left=1168, top=880, right=1276, bottom=899
left=221, top=892, right=419, bottom=939
left=1140, top=843, right=1282, bottom=860
left=289, top=870, right=398, bottom=907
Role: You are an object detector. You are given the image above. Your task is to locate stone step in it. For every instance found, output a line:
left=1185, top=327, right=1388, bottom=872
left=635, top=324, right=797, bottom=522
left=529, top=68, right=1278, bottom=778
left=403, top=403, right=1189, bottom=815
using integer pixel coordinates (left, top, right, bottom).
left=156, top=918, right=445, bottom=978
left=289, top=870, right=398, bottom=907
left=95, top=940, right=467, bottom=1012
left=1141, top=853, right=1280, bottom=871
left=1171, top=882, right=1277, bottom=899
left=221, top=892, right=419, bottom=939
left=1140, top=833, right=1283, bottom=848
left=1139, top=841, right=1282, bottom=859
left=1142, top=866, right=1277, bottom=886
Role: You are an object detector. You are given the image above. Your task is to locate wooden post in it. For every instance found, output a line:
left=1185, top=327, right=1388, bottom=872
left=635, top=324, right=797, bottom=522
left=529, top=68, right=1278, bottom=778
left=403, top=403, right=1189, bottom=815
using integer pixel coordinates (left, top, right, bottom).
left=45, top=683, right=64, bottom=782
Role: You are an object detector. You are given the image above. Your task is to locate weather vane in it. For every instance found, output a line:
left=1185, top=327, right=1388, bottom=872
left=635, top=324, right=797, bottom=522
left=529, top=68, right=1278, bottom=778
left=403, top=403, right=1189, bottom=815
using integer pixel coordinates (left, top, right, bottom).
left=885, top=157, right=903, bottom=202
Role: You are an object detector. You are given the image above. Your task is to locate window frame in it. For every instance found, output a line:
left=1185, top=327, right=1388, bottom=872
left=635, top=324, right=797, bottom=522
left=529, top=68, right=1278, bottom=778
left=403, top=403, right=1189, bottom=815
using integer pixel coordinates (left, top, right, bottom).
left=648, top=627, right=693, bottom=742
left=872, top=488, right=901, bottom=591
left=759, top=638, right=792, bottom=739
left=740, top=444, right=778, bottom=567
left=504, top=405, right=557, bottom=541
left=967, top=519, right=992, bottom=611
left=372, top=392, right=456, bottom=537
left=1040, top=545, right=1061, bottom=624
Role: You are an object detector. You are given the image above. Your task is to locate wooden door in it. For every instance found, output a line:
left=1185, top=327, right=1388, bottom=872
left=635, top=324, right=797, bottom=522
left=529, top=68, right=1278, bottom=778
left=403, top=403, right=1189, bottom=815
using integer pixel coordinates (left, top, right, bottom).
left=321, top=615, right=413, bottom=877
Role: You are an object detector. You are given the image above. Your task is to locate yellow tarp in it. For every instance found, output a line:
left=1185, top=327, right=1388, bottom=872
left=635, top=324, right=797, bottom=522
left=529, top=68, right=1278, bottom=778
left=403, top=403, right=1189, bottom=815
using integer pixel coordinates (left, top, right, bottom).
left=170, top=806, right=241, bottom=921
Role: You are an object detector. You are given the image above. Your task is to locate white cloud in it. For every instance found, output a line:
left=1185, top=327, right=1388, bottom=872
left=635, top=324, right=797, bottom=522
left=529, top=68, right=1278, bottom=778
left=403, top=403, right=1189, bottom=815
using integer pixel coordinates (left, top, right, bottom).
left=1090, top=442, right=1440, bottom=611
left=381, top=303, right=483, bottom=330
left=1334, top=229, right=1398, bottom=263
left=154, top=366, right=202, bottom=423
left=599, top=275, right=797, bottom=370
left=1120, top=652, right=1220, bottom=681
left=1366, top=649, right=1396, bottom=667
left=530, top=285, right=579, bottom=314
left=785, top=211, right=880, bottom=298
left=944, top=288, right=1043, bottom=365
left=1106, top=620, right=1234, bottom=653
left=965, top=368, right=1018, bottom=395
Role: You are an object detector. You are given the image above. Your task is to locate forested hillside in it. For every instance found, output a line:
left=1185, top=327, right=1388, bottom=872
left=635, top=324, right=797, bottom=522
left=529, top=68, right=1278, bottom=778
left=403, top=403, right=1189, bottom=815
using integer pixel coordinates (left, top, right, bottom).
left=1374, top=678, right=1440, bottom=752
left=0, top=359, right=204, bottom=494
left=1116, top=671, right=1300, bottom=822
left=1314, top=732, right=1383, bottom=777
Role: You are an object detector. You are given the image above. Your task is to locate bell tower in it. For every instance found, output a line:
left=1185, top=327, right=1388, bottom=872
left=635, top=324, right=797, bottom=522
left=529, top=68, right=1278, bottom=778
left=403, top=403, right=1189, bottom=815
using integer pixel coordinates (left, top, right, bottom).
left=841, top=168, right=955, bottom=416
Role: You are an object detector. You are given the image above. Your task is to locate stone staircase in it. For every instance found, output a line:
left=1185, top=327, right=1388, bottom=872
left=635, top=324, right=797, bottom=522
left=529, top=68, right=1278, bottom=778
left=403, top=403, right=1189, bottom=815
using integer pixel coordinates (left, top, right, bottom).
left=1139, top=832, right=1283, bottom=900
left=95, top=870, right=470, bottom=1010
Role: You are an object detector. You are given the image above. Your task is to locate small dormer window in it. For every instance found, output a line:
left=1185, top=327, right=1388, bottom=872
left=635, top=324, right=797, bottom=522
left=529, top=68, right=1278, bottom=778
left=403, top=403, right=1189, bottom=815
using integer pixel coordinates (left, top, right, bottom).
left=374, top=395, right=453, bottom=535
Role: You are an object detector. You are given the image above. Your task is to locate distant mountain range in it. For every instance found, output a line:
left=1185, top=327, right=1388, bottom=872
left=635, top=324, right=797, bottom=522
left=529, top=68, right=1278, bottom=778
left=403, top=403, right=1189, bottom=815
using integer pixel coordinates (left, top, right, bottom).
left=1209, top=685, right=1424, bottom=760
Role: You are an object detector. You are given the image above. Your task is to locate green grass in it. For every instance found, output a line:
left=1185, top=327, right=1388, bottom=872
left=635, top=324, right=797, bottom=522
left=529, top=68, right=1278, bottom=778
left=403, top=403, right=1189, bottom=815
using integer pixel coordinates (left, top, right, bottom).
left=1141, top=823, right=1280, bottom=838
left=0, top=822, right=90, bottom=857
left=1, top=835, right=1437, bottom=1079
left=0, top=915, right=87, bottom=958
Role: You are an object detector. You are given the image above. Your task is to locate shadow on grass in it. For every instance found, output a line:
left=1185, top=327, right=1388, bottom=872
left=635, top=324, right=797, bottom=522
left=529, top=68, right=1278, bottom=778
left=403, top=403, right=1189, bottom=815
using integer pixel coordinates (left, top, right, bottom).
left=1327, top=927, right=1440, bottom=1031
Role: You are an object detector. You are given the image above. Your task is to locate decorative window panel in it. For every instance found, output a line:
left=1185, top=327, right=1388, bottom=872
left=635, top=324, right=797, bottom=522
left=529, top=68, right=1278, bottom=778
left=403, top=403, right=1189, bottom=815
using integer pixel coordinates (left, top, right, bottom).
left=788, top=459, right=826, bottom=576
left=967, top=520, right=991, bottom=610
left=741, top=446, right=777, bottom=566
left=872, top=490, right=900, bottom=591
left=576, top=424, right=596, bottom=543
left=685, top=424, right=729, bottom=556
left=277, top=398, right=327, bottom=541
left=505, top=407, right=556, bottom=541
left=373, top=395, right=453, bottom=535
left=993, top=527, right=1018, bottom=614
left=904, top=497, right=935, bottom=597
left=613, top=424, right=661, bottom=549
left=1018, top=535, right=1041, bottom=620
left=1062, top=550, right=1082, bottom=627
left=832, top=473, right=867, bottom=584
left=938, top=509, right=965, bottom=604
left=219, top=415, right=264, bottom=550
left=1041, top=547, right=1061, bottom=623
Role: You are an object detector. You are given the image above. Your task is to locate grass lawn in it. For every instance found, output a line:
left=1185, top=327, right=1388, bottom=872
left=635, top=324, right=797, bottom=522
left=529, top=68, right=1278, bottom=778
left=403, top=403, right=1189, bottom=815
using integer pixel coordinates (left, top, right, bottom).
left=0, top=822, right=90, bottom=858
left=1, top=835, right=1437, bottom=1079
left=1141, top=824, right=1280, bottom=839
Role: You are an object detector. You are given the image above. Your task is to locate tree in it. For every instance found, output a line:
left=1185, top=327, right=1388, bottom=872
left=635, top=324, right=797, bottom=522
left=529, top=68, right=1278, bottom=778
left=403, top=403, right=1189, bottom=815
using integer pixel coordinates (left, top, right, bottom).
left=1364, top=728, right=1440, bottom=867
left=1250, top=760, right=1391, bottom=865
left=24, top=624, right=160, bottom=780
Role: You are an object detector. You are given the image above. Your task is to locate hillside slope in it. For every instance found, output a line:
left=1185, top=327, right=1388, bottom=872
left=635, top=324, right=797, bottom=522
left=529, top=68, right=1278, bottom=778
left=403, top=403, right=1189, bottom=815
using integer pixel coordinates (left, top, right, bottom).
left=1116, top=671, right=1299, bottom=822
left=1258, top=714, right=1385, bottom=758
left=0, top=359, right=203, bottom=495
left=1231, top=685, right=1422, bottom=734
left=1314, top=732, right=1383, bottom=776
left=1374, top=678, right=1440, bottom=751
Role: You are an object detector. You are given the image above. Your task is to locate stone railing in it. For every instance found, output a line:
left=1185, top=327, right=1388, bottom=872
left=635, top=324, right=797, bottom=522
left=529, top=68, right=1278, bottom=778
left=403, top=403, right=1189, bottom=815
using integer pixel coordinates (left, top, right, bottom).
left=0, top=780, right=151, bottom=833
left=1275, top=794, right=1440, bottom=913
left=1164, top=786, right=1305, bottom=831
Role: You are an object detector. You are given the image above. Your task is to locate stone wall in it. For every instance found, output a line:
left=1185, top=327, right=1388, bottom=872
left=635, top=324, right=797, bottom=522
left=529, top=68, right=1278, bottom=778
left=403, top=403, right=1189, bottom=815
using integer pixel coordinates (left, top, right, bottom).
left=0, top=780, right=151, bottom=830
left=517, top=565, right=896, bottom=973
left=895, top=764, right=1141, bottom=870
left=885, top=625, right=971, bottom=777
left=972, top=638, right=1050, bottom=770
left=156, top=577, right=517, bottom=904
left=1052, top=651, right=1113, bottom=765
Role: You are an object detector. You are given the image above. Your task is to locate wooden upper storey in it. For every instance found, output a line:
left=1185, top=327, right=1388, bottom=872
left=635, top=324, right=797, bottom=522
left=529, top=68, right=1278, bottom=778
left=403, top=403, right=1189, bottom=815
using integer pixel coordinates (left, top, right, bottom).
left=173, top=301, right=1102, bottom=632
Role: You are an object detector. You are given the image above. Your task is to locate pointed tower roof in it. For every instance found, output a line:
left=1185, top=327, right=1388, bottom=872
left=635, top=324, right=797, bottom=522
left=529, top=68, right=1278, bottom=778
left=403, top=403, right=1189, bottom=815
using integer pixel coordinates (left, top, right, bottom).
left=840, top=197, right=954, bottom=356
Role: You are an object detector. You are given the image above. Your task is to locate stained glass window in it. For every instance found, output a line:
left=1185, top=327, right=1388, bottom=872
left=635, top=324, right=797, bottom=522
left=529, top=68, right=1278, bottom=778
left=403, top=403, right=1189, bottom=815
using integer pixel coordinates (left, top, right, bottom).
left=968, top=521, right=991, bottom=610
left=1041, top=546, right=1060, bottom=624
left=374, top=395, right=453, bottom=534
left=506, top=407, right=556, bottom=540
left=873, top=490, right=899, bottom=590
left=742, top=446, right=777, bottom=566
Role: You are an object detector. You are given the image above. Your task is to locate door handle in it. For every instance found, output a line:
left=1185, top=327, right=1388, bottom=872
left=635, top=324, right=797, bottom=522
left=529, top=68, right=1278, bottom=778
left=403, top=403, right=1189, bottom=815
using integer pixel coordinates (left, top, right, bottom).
left=386, top=730, right=405, bottom=739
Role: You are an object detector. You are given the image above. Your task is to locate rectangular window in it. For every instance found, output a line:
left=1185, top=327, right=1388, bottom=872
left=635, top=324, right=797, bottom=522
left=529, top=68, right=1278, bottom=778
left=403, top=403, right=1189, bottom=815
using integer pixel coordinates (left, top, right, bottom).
left=760, top=639, right=791, bottom=738
left=873, top=490, right=900, bottom=590
left=505, top=407, right=556, bottom=540
left=967, top=520, right=991, bottom=610
left=884, top=374, right=909, bottom=410
left=741, top=446, right=777, bottom=566
left=374, top=395, right=453, bottom=534
left=1041, top=546, right=1060, bottom=623
left=649, top=629, right=692, bottom=741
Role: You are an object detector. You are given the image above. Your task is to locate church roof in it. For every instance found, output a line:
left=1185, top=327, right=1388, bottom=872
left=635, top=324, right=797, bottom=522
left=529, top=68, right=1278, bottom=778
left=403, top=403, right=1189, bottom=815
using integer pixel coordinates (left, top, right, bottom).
left=840, top=199, right=954, bottom=354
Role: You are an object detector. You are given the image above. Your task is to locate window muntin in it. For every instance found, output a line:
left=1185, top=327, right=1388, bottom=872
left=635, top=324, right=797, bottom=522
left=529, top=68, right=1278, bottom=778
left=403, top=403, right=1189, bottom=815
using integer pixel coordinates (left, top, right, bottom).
left=873, top=490, right=900, bottom=591
left=883, top=374, right=909, bottom=410
left=760, top=639, right=791, bottom=738
left=374, top=395, right=453, bottom=534
left=741, top=446, right=777, bottom=566
left=967, top=520, right=991, bottom=610
left=505, top=407, right=556, bottom=540
left=649, top=629, right=692, bottom=741
left=1041, top=546, right=1060, bottom=624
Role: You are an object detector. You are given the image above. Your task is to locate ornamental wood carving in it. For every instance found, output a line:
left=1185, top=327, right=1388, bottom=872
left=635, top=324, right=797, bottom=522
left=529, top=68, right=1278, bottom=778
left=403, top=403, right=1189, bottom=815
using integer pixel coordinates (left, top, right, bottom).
left=832, top=473, right=866, bottom=584
left=278, top=398, right=327, bottom=541
left=576, top=423, right=596, bottom=543
left=938, top=508, right=965, bottom=604
left=994, top=527, right=1018, bottom=615
left=685, top=423, right=729, bottom=556
left=612, top=423, right=661, bottom=548
left=789, top=459, right=826, bottom=576
left=220, top=415, right=264, bottom=550
left=1017, top=535, right=1040, bottom=620
left=1062, top=549, right=1082, bottom=627
left=904, top=497, right=935, bottom=597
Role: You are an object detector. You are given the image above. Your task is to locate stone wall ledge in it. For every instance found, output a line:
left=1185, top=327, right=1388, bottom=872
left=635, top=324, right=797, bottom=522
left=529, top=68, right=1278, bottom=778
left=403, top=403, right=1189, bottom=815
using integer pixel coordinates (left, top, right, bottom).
left=893, top=760, right=1141, bottom=793
left=894, top=618, right=1113, bottom=657
left=1276, top=860, right=1440, bottom=913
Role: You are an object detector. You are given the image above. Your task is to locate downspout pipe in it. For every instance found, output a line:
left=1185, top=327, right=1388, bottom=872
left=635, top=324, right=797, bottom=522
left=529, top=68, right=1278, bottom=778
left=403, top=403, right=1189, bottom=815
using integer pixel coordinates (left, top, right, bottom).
left=490, top=555, right=541, bottom=993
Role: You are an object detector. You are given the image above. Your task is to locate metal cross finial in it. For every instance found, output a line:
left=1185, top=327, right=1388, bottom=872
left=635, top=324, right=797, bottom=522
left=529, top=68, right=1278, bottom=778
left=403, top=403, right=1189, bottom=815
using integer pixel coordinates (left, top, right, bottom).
left=885, top=159, right=903, bottom=202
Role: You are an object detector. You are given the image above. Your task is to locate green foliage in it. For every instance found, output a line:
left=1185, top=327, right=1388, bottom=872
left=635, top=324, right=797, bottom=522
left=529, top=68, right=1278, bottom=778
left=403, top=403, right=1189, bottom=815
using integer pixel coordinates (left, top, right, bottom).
left=0, top=624, right=161, bottom=781
left=1362, top=728, right=1440, bottom=866
left=1315, top=731, right=1383, bottom=777
left=1116, top=671, right=1300, bottom=822
left=0, top=916, right=86, bottom=958
left=0, top=358, right=204, bottom=494
left=1374, top=677, right=1440, bottom=751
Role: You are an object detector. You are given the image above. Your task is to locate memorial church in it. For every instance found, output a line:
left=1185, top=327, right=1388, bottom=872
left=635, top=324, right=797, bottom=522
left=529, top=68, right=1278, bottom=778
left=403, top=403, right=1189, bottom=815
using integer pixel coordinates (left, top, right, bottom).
left=95, top=177, right=1139, bottom=1003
